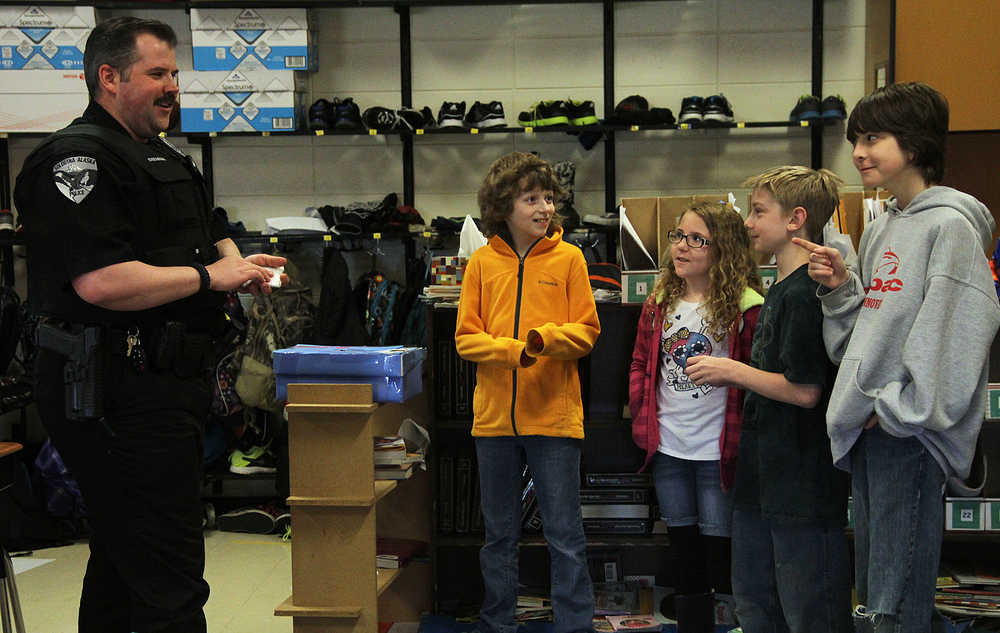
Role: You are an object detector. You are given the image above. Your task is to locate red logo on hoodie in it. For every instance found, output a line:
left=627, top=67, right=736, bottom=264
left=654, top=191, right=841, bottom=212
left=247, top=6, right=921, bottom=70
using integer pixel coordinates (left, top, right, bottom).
left=864, top=250, right=903, bottom=309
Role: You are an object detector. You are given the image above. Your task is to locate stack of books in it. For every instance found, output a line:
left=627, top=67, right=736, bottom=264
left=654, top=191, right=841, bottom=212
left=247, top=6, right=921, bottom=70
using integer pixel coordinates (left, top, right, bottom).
left=935, top=571, right=1000, bottom=616
left=375, top=537, right=427, bottom=569
left=374, top=435, right=426, bottom=480
left=515, top=594, right=552, bottom=622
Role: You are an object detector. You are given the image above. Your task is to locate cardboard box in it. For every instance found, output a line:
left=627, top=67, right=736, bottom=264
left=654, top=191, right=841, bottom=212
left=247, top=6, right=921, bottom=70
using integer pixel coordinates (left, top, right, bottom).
left=179, top=69, right=306, bottom=132
left=0, top=68, right=86, bottom=131
left=985, top=499, right=1000, bottom=531
left=945, top=498, right=984, bottom=531
left=0, top=6, right=95, bottom=28
left=0, top=27, right=90, bottom=70
left=190, top=8, right=314, bottom=71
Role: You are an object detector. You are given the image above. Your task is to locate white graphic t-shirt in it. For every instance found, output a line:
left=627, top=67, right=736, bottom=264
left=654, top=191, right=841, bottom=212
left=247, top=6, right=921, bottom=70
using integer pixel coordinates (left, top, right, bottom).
left=655, top=299, right=730, bottom=460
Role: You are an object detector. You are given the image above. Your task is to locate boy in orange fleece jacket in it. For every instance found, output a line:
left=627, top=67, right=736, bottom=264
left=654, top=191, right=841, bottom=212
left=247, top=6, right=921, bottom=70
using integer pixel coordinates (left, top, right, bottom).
left=456, top=152, right=601, bottom=633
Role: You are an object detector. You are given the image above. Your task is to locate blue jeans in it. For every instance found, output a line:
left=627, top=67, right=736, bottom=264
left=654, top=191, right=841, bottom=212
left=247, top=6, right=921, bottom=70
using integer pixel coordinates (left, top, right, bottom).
left=731, top=507, right=852, bottom=633
left=651, top=452, right=733, bottom=537
left=475, top=436, right=594, bottom=633
left=851, top=426, right=946, bottom=633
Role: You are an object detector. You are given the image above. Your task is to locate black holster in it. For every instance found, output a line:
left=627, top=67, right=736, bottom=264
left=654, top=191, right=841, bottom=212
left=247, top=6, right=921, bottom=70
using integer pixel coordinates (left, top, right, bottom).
left=151, top=321, right=215, bottom=378
left=36, top=322, right=106, bottom=421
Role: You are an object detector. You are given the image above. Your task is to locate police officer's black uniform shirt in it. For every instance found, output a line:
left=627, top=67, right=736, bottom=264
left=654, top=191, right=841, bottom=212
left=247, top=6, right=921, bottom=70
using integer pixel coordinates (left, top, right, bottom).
left=14, top=102, right=228, bottom=330
left=734, top=264, right=848, bottom=525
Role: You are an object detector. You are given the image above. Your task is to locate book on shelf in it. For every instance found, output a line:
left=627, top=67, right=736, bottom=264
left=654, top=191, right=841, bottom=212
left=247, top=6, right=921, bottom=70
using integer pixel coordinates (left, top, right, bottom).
left=585, top=472, right=653, bottom=487
left=454, top=455, right=472, bottom=533
left=375, top=463, right=416, bottom=480
left=592, top=617, right=616, bottom=633
left=605, top=614, right=662, bottom=632
left=581, top=488, right=651, bottom=504
left=581, top=504, right=651, bottom=519
left=438, top=454, right=454, bottom=533
left=375, top=537, right=428, bottom=569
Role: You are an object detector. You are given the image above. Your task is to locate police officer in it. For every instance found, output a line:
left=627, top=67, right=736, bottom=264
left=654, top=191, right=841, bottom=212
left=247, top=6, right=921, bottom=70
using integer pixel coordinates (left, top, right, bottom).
left=13, top=17, right=285, bottom=633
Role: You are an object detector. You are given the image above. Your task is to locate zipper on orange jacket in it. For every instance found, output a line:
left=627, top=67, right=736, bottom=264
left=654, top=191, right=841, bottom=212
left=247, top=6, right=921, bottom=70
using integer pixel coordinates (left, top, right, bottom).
left=508, top=235, right=544, bottom=436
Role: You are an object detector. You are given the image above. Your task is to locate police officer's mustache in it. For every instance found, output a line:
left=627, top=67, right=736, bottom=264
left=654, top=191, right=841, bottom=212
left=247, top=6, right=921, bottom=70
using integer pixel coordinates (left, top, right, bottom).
left=155, top=96, right=176, bottom=108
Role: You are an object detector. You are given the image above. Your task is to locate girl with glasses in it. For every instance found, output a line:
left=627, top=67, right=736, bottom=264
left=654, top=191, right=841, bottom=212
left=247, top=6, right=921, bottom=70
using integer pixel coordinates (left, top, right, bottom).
left=628, top=202, right=764, bottom=631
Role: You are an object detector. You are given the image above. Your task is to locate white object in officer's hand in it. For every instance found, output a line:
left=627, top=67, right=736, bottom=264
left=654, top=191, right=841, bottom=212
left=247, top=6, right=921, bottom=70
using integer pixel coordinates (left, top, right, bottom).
left=265, top=266, right=284, bottom=288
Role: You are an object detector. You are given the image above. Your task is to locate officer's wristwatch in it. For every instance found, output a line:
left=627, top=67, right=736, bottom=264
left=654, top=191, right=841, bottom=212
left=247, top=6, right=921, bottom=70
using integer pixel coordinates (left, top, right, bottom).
left=191, top=262, right=211, bottom=293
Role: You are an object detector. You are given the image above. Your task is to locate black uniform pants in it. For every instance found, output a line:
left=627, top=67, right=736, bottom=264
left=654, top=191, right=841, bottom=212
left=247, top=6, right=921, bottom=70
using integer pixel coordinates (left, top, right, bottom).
left=35, top=348, right=211, bottom=633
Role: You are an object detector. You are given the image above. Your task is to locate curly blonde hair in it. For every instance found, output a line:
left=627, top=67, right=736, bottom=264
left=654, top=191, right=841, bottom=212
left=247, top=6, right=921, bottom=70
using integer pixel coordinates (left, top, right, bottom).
left=477, top=152, right=566, bottom=237
left=650, top=202, right=763, bottom=341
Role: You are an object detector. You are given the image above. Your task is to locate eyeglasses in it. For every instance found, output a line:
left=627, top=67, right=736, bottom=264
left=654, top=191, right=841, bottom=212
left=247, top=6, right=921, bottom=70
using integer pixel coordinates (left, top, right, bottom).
left=667, top=229, right=712, bottom=249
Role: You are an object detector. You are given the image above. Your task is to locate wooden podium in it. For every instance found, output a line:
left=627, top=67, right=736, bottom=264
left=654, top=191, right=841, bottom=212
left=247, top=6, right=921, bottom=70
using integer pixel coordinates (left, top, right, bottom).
left=274, top=383, right=431, bottom=632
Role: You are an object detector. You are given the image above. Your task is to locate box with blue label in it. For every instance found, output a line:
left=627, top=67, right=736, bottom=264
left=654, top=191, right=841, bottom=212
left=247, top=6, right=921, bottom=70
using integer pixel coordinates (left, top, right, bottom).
left=276, top=370, right=422, bottom=404
left=0, top=6, right=94, bottom=70
left=273, top=345, right=426, bottom=378
left=179, top=69, right=306, bottom=133
left=190, top=8, right=314, bottom=71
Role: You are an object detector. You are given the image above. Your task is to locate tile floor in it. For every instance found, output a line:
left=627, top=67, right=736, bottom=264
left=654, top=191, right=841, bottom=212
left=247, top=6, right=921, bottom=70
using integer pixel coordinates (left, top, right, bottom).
left=12, top=530, right=293, bottom=633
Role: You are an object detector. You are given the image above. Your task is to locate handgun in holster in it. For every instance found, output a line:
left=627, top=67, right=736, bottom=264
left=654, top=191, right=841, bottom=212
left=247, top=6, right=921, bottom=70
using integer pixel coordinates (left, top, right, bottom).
left=36, top=323, right=105, bottom=421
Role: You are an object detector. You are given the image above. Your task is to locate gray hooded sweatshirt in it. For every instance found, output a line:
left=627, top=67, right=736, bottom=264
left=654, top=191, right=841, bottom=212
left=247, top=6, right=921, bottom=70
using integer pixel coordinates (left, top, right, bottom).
left=819, top=186, right=1000, bottom=486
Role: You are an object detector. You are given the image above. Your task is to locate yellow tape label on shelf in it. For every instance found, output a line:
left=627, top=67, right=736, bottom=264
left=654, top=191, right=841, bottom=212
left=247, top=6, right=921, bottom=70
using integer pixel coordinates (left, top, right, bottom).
left=524, top=127, right=533, bottom=134
left=423, top=231, right=431, bottom=238
left=737, top=121, right=746, bottom=128
left=416, top=129, right=424, bottom=135
left=630, top=125, right=639, bottom=132
left=315, top=129, right=325, bottom=136
left=800, top=120, right=809, bottom=127
left=373, top=232, right=382, bottom=240
left=470, top=128, right=479, bottom=135
left=262, top=131, right=270, bottom=137
left=323, top=234, right=332, bottom=242
left=679, top=123, right=690, bottom=130
left=369, top=129, right=377, bottom=136
left=269, top=237, right=278, bottom=244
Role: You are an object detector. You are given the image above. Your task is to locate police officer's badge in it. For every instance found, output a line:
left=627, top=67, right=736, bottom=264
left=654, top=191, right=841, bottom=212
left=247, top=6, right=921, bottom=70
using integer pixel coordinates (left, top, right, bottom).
left=52, top=156, right=98, bottom=203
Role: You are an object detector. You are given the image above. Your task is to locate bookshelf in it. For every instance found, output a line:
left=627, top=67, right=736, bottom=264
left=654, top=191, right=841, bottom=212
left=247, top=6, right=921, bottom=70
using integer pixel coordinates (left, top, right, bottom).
left=274, top=383, right=432, bottom=632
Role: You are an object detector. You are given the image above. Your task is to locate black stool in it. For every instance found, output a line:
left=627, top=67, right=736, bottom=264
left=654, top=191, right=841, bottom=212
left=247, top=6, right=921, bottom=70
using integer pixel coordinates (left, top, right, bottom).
left=0, top=442, right=25, bottom=633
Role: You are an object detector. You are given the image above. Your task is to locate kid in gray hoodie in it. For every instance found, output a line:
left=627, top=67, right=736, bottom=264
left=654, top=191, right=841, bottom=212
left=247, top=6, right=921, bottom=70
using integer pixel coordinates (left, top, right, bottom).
left=795, top=82, right=1000, bottom=633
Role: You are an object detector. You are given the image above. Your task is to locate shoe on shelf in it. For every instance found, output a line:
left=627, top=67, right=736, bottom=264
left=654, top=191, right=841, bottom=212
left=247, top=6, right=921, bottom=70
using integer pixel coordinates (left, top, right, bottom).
left=419, top=106, right=437, bottom=128
left=362, top=106, right=402, bottom=132
left=613, top=94, right=650, bottom=124
left=229, top=445, right=277, bottom=475
left=216, top=506, right=277, bottom=534
left=272, top=507, right=291, bottom=535
left=565, top=98, right=599, bottom=126
left=649, top=106, right=675, bottom=126
left=437, top=101, right=466, bottom=128
left=821, top=94, right=847, bottom=119
left=465, top=100, right=507, bottom=128
left=517, top=100, right=570, bottom=127
left=678, top=95, right=705, bottom=125
left=307, top=98, right=332, bottom=130
left=789, top=94, right=821, bottom=121
left=332, top=97, right=364, bottom=130
left=397, top=107, right=427, bottom=130
left=702, top=94, right=734, bottom=126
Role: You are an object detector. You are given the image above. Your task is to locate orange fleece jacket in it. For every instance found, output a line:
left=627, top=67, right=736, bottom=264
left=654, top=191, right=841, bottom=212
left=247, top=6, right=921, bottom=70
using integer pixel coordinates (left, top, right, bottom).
left=455, top=226, right=601, bottom=439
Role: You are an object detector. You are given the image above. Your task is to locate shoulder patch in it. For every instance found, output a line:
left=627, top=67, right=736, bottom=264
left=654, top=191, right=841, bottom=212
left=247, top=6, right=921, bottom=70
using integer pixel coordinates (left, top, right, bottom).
left=52, top=156, right=98, bottom=203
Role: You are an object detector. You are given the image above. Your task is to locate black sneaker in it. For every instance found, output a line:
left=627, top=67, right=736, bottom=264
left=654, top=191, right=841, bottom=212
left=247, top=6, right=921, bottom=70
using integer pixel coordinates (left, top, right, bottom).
left=678, top=96, right=704, bottom=125
left=517, top=100, right=570, bottom=127
left=649, top=107, right=675, bottom=126
left=362, top=106, right=402, bottom=132
left=702, top=94, right=734, bottom=126
left=419, top=106, right=437, bottom=128
left=397, top=107, right=426, bottom=130
left=216, top=506, right=276, bottom=534
left=565, top=99, right=599, bottom=126
left=333, top=97, right=364, bottom=130
left=821, top=94, right=847, bottom=119
left=308, top=98, right=332, bottom=130
left=789, top=94, right=821, bottom=121
left=437, top=101, right=466, bottom=128
left=465, top=100, right=506, bottom=128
